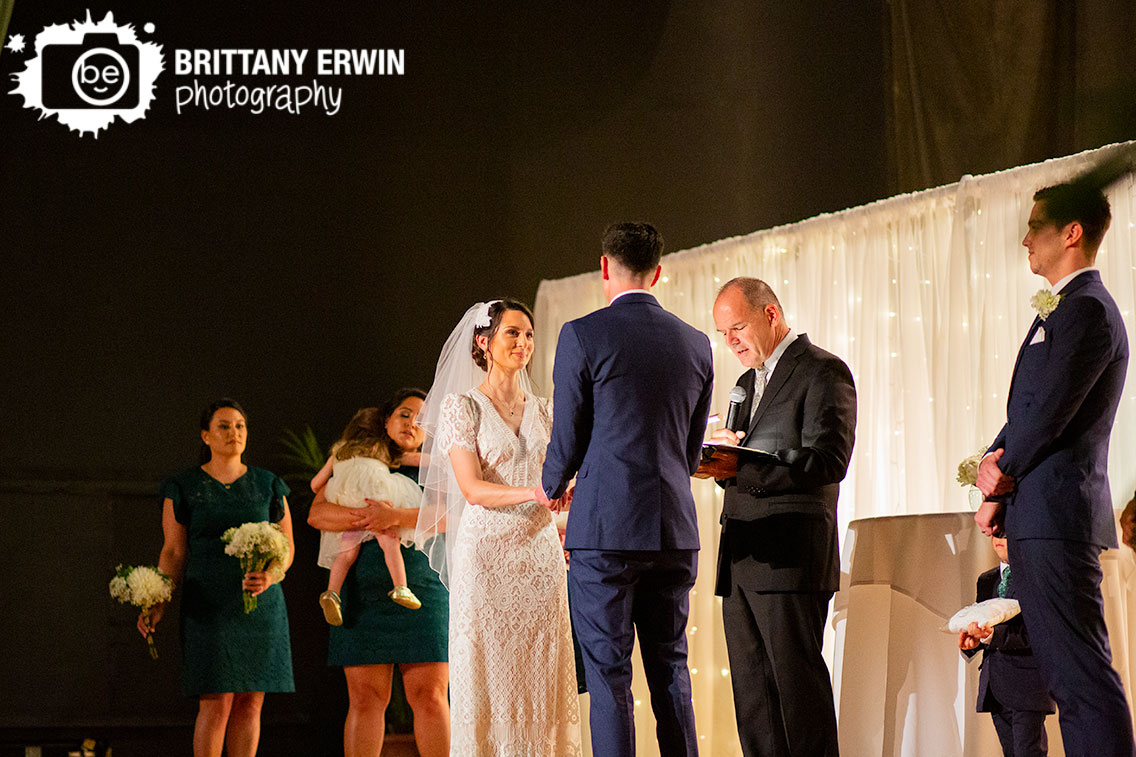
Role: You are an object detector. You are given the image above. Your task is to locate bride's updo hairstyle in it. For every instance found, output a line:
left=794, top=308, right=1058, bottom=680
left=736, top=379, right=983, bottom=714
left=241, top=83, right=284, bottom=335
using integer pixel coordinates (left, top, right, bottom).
left=471, top=298, right=535, bottom=371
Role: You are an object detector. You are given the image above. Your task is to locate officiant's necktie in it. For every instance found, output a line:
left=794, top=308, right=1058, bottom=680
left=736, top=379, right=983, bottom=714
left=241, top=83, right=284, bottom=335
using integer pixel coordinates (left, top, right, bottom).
left=997, top=566, right=1012, bottom=598
left=750, top=365, right=769, bottom=425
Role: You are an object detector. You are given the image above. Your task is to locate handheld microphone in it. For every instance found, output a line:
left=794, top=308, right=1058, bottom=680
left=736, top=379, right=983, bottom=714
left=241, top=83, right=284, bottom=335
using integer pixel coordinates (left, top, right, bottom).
left=725, top=386, right=747, bottom=432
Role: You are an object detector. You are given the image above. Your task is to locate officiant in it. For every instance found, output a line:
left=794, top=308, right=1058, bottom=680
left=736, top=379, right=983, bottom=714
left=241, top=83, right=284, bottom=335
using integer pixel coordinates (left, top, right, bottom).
left=706, top=277, right=856, bottom=757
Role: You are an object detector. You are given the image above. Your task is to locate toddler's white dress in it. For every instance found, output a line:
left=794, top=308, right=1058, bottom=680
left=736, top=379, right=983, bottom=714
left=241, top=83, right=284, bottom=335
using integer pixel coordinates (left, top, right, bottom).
left=317, top=456, right=422, bottom=568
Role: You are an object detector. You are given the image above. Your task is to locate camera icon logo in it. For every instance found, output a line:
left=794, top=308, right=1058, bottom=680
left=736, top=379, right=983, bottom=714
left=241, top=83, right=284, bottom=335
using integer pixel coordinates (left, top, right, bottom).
left=8, top=12, right=164, bottom=137
left=42, top=33, right=140, bottom=109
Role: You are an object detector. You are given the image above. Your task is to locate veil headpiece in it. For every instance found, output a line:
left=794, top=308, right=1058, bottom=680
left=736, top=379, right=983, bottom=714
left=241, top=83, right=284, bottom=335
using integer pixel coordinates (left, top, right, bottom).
left=413, top=300, right=535, bottom=587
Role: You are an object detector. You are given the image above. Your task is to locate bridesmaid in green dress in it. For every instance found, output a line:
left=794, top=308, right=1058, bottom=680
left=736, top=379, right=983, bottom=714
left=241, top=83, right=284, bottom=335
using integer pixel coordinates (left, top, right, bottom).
left=308, top=388, right=450, bottom=757
left=138, top=398, right=296, bottom=757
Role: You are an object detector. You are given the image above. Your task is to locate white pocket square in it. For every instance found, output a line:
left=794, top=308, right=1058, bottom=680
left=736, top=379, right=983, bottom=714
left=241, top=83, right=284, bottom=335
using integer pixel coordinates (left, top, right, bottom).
left=1029, top=329, right=1045, bottom=345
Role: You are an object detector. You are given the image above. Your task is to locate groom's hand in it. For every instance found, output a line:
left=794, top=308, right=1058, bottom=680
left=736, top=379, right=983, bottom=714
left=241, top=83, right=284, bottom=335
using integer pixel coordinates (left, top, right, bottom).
left=976, top=449, right=1014, bottom=497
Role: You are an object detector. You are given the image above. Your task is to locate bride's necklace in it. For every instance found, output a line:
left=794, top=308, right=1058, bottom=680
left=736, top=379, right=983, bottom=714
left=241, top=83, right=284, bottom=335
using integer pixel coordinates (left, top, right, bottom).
left=483, top=386, right=523, bottom=417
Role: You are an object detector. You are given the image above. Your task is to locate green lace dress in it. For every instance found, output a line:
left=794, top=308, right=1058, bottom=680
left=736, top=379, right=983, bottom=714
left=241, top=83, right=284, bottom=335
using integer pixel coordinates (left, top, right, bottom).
left=161, top=466, right=295, bottom=695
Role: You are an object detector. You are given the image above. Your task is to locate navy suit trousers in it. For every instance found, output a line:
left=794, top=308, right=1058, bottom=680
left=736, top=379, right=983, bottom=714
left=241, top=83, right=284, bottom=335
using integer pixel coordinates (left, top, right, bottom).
left=568, top=549, right=699, bottom=757
left=1008, top=538, right=1136, bottom=756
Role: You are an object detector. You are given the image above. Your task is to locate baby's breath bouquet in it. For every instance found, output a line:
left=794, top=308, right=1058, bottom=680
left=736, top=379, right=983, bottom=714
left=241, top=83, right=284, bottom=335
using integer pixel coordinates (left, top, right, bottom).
left=221, top=521, right=290, bottom=613
left=109, top=564, right=172, bottom=659
left=956, top=449, right=985, bottom=487
left=956, top=447, right=989, bottom=510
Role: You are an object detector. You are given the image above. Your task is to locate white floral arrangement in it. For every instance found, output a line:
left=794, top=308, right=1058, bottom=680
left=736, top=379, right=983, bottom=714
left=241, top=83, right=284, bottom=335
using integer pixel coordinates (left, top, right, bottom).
left=956, top=449, right=986, bottom=487
left=221, top=521, right=290, bottom=613
left=1030, top=289, right=1063, bottom=321
left=109, top=564, right=172, bottom=659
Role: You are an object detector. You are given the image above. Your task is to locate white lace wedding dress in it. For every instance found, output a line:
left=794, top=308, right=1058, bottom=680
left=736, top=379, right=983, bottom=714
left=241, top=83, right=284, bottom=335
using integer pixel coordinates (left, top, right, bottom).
left=437, top=389, right=582, bottom=756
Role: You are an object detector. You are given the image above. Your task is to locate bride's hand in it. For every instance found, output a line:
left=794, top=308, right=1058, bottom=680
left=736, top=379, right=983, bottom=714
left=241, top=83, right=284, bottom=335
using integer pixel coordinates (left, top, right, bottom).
left=548, top=491, right=572, bottom=513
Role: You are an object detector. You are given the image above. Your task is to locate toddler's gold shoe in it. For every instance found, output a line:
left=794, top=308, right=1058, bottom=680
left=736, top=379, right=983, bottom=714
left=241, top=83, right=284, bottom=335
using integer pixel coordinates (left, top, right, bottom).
left=388, top=586, right=422, bottom=610
left=319, top=590, right=343, bottom=625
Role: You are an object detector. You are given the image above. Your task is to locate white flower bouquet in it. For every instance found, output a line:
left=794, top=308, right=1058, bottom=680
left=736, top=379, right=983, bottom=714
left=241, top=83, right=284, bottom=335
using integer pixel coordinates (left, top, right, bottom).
left=109, top=564, right=172, bottom=659
left=221, top=521, right=289, bottom=613
left=956, top=446, right=992, bottom=487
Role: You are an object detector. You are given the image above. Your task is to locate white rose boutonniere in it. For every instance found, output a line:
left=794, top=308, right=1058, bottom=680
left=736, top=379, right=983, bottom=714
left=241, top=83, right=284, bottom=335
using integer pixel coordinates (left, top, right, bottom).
left=1030, top=289, right=1064, bottom=321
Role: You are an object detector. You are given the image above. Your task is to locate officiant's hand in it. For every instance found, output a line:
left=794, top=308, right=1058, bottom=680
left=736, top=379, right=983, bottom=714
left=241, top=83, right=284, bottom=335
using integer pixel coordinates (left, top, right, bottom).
left=957, top=621, right=993, bottom=650
left=1121, top=496, right=1135, bottom=550
left=708, top=428, right=745, bottom=446
left=975, top=499, right=1005, bottom=538
left=976, top=449, right=1014, bottom=497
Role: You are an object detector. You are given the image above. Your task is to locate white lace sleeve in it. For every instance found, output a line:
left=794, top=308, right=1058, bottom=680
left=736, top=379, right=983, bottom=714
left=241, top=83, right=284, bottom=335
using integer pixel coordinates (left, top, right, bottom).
left=437, top=392, right=479, bottom=455
left=537, top=395, right=554, bottom=432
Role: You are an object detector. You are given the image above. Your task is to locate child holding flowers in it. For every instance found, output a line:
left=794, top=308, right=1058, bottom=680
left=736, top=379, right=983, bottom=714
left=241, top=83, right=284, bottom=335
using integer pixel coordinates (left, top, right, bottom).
left=137, top=398, right=295, bottom=757
left=313, top=408, right=425, bottom=624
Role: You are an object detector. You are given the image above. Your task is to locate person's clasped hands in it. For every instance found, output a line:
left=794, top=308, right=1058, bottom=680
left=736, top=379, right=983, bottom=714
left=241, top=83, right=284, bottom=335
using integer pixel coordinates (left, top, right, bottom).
left=957, top=621, right=993, bottom=652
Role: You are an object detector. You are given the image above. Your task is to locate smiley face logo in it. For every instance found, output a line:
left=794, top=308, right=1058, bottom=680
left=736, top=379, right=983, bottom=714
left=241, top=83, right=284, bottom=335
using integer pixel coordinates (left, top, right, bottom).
left=8, top=11, right=163, bottom=137
left=72, top=47, right=133, bottom=106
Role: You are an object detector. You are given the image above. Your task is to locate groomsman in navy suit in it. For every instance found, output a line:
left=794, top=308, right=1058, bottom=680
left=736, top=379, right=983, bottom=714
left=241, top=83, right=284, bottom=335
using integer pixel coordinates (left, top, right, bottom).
left=976, top=178, right=1136, bottom=755
left=539, top=222, right=714, bottom=757
left=959, top=535, right=1055, bottom=756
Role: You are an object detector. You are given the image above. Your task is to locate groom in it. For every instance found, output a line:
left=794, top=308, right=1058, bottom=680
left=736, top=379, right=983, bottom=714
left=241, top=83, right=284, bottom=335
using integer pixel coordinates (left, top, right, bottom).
left=538, top=222, right=714, bottom=757
left=976, top=177, right=1135, bottom=755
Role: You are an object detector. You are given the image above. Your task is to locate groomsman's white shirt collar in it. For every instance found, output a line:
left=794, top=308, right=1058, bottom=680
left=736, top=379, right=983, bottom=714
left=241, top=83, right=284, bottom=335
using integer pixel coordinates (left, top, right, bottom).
left=761, top=329, right=797, bottom=377
left=999, top=561, right=1009, bottom=578
left=1050, top=266, right=1098, bottom=295
left=609, top=288, right=653, bottom=304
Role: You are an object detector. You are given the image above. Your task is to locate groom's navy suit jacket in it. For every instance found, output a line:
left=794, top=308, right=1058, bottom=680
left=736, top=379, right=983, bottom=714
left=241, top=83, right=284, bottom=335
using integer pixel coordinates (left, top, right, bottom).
left=992, top=270, right=1127, bottom=548
left=541, top=292, right=714, bottom=550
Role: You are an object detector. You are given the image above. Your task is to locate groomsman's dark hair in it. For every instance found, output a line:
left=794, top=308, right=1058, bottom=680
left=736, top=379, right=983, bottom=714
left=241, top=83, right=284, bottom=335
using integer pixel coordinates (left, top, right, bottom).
left=602, top=222, right=664, bottom=275
left=1036, top=143, right=1136, bottom=252
left=1033, top=183, right=1112, bottom=251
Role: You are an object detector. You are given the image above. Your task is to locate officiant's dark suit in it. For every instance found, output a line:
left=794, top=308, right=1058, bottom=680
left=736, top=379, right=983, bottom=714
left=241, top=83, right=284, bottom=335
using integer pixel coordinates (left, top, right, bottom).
left=710, top=278, right=855, bottom=757
left=962, top=562, right=1055, bottom=757
left=977, top=181, right=1135, bottom=755
left=541, top=223, right=714, bottom=757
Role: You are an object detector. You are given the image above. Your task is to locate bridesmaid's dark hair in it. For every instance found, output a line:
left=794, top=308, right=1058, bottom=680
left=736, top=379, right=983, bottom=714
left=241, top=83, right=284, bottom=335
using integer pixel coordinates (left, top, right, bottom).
left=198, top=398, right=248, bottom=464
left=470, top=299, right=535, bottom=372
left=379, top=387, right=427, bottom=464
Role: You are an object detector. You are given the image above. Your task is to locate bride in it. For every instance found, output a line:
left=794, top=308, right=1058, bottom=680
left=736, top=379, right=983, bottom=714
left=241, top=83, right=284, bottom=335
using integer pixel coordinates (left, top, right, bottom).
left=415, top=299, right=582, bottom=756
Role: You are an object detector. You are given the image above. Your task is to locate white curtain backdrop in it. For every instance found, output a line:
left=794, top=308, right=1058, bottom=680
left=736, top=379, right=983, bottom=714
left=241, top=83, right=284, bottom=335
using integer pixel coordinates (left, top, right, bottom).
left=533, top=142, right=1136, bottom=756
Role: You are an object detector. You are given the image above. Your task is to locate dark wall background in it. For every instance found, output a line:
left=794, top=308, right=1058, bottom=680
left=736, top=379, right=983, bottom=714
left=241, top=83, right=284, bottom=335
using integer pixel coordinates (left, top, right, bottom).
left=0, top=0, right=1131, bottom=753
left=0, top=0, right=890, bottom=483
